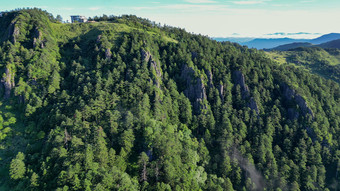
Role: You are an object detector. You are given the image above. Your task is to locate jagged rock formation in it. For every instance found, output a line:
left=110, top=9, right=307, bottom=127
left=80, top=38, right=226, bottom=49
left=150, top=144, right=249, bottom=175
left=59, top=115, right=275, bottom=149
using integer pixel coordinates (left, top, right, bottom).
left=205, top=70, right=213, bottom=88
left=233, top=70, right=249, bottom=98
left=141, top=49, right=151, bottom=62
left=218, top=83, right=224, bottom=101
left=233, top=70, right=259, bottom=114
left=248, top=97, right=259, bottom=115
left=141, top=49, right=162, bottom=88
left=33, top=27, right=43, bottom=48
left=32, top=27, right=44, bottom=48
left=8, top=21, right=19, bottom=43
left=1, top=66, right=15, bottom=99
left=281, top=83, right=314, bottom=120
left=282, top=83, right=317, bottom=143
left=181, top=65, right=207, bottom=114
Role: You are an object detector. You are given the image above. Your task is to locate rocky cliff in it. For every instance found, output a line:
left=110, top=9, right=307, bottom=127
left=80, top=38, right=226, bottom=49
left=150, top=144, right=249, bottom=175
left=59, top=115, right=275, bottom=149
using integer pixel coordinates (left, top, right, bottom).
left=1, top=66, right=15, bottom=99
left=281, top=83, right=314, bottom=120
left=181, top=65, right=207, bottom=114
left=233, top=70, right=259, bottom=114
left=141, top=49, right=162, bottom=88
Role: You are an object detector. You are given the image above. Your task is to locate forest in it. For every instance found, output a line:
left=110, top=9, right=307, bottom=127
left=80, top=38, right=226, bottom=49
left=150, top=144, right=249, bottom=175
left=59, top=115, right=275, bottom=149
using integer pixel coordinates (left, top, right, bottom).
left=0, top=8, right=339, bottom=191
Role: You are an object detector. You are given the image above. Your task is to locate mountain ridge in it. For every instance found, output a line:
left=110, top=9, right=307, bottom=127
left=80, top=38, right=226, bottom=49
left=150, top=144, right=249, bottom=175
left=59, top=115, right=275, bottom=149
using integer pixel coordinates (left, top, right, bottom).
left=0, top=8, right=339, bottom=191
left=214, top=33, right=340, bottom=49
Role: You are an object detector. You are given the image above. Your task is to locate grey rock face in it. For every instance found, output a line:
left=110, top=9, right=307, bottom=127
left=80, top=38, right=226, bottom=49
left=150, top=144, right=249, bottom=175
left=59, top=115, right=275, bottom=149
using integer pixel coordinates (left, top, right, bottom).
left=96, top=35, right=102, bottom=43
left=1, top=67, right=15, bottom=99
left=33, top=27, right=43, bottom=48
left=141, top=49, right=162, bottom=88
left=8, top=21, right=19, bottom=44
left=281, top=83, right=314, bottom=119
left=150, top=61, right=162, bottom=82
left=282, top=83, right=316, bottom=142
left=205, top=70, right=213, bottom=88
left=233, top=70, right=249, bottom=98
left=105, top=48, right=112, bottom=60
left=218, top=83, right=224, bottom=101
left=287, top=108, right=299, bottom=120
left=141, top=49, right=151, bottom=63
left=233, top=70, right=259, bottom=114
left=306, top=126, right=317, bottom=142
left=248, top=97, right=259, bottom=115
left=181, top=65, right=207, bottom=114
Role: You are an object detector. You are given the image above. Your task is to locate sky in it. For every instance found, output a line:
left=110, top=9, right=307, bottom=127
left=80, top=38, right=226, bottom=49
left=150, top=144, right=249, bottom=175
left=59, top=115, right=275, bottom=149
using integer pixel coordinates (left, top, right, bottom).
left=1, top=0, right=340, bottom=38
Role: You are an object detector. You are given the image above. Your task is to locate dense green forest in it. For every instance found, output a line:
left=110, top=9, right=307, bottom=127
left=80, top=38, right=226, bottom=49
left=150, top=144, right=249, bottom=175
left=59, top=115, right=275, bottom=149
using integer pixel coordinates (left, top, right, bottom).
left=0, top=9, right=339, bottom=191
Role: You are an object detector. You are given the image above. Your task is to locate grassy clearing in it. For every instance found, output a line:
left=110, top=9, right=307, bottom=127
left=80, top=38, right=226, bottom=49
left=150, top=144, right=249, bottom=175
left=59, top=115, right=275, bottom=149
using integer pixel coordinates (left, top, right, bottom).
left=51, top=22, right=178, bottom=44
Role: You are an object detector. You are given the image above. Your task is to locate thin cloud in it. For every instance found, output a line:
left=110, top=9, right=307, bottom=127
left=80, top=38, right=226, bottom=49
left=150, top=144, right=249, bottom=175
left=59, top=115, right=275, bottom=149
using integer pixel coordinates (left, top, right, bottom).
left=89, top=7, right=100, bottom=11
left=59, top=7, right=74, bottom=11
left=232, top=0, right=267, bottom=5
left=133, top=4, right=228, bottom=12
left=184, top=0, right=217, bottom=3
left=266, top=32, right=317, bottom=36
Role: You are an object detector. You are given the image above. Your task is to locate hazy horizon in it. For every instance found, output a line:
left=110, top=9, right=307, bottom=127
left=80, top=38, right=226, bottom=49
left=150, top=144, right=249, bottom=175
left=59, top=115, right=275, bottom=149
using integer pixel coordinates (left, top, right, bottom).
left=2, top=0, right=340, bottom=39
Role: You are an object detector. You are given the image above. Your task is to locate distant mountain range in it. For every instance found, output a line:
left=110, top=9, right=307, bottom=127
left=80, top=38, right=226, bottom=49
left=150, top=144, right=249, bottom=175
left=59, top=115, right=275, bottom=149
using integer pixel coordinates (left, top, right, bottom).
left=318, top=39, right=340, bottom=49
left=269, top=38, right=340, bottom=51
left=269, top=42, right=313, bottom=51
left=213, top=33, right=340, bottom=49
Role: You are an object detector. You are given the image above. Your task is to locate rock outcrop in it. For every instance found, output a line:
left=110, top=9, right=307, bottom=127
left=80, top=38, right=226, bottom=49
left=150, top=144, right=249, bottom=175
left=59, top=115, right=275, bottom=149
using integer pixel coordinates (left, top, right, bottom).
left=287, top=108, right=299, bottom=120
left=233, top=70, right=259, bottom=114
left=282, top=83, right=316, bottom=143
left=218, top=83, right=224, bottom=101
left=141, top=49, right=151, bottom=62
left=233, top=70, right=249, bottom=99
left=181, top=65, right=207, bottom=114
left=33, top=27, right=43, bottom=48
left=8, top=21, right=19, bottom=44
left=105, top=48, right=112, bottom=60
left=205, top=70, right=213, bottom=88
left=141, top=49, right=162, bottom=88
left=281, top=83, right=314, bottom=120
left=1, top=67, right=15, bottom=99
left=96, top=35, right=102, bottom=43
left=248, top=97, right=259, bottom=115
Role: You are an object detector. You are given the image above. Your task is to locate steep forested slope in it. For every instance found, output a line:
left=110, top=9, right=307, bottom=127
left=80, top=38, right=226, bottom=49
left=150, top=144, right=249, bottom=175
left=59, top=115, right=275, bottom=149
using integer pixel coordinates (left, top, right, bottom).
left=0, top=9, right=339, bottom=191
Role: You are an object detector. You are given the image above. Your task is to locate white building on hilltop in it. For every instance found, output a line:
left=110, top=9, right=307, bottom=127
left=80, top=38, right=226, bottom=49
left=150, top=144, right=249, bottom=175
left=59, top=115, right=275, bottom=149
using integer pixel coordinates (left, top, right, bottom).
left=70, top=15, right=87, bottom=23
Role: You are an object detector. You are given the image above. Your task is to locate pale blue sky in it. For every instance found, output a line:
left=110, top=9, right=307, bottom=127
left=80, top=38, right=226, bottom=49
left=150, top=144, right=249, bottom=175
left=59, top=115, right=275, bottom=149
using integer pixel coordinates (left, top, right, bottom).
left=2, top=0, right=340, bottom=38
